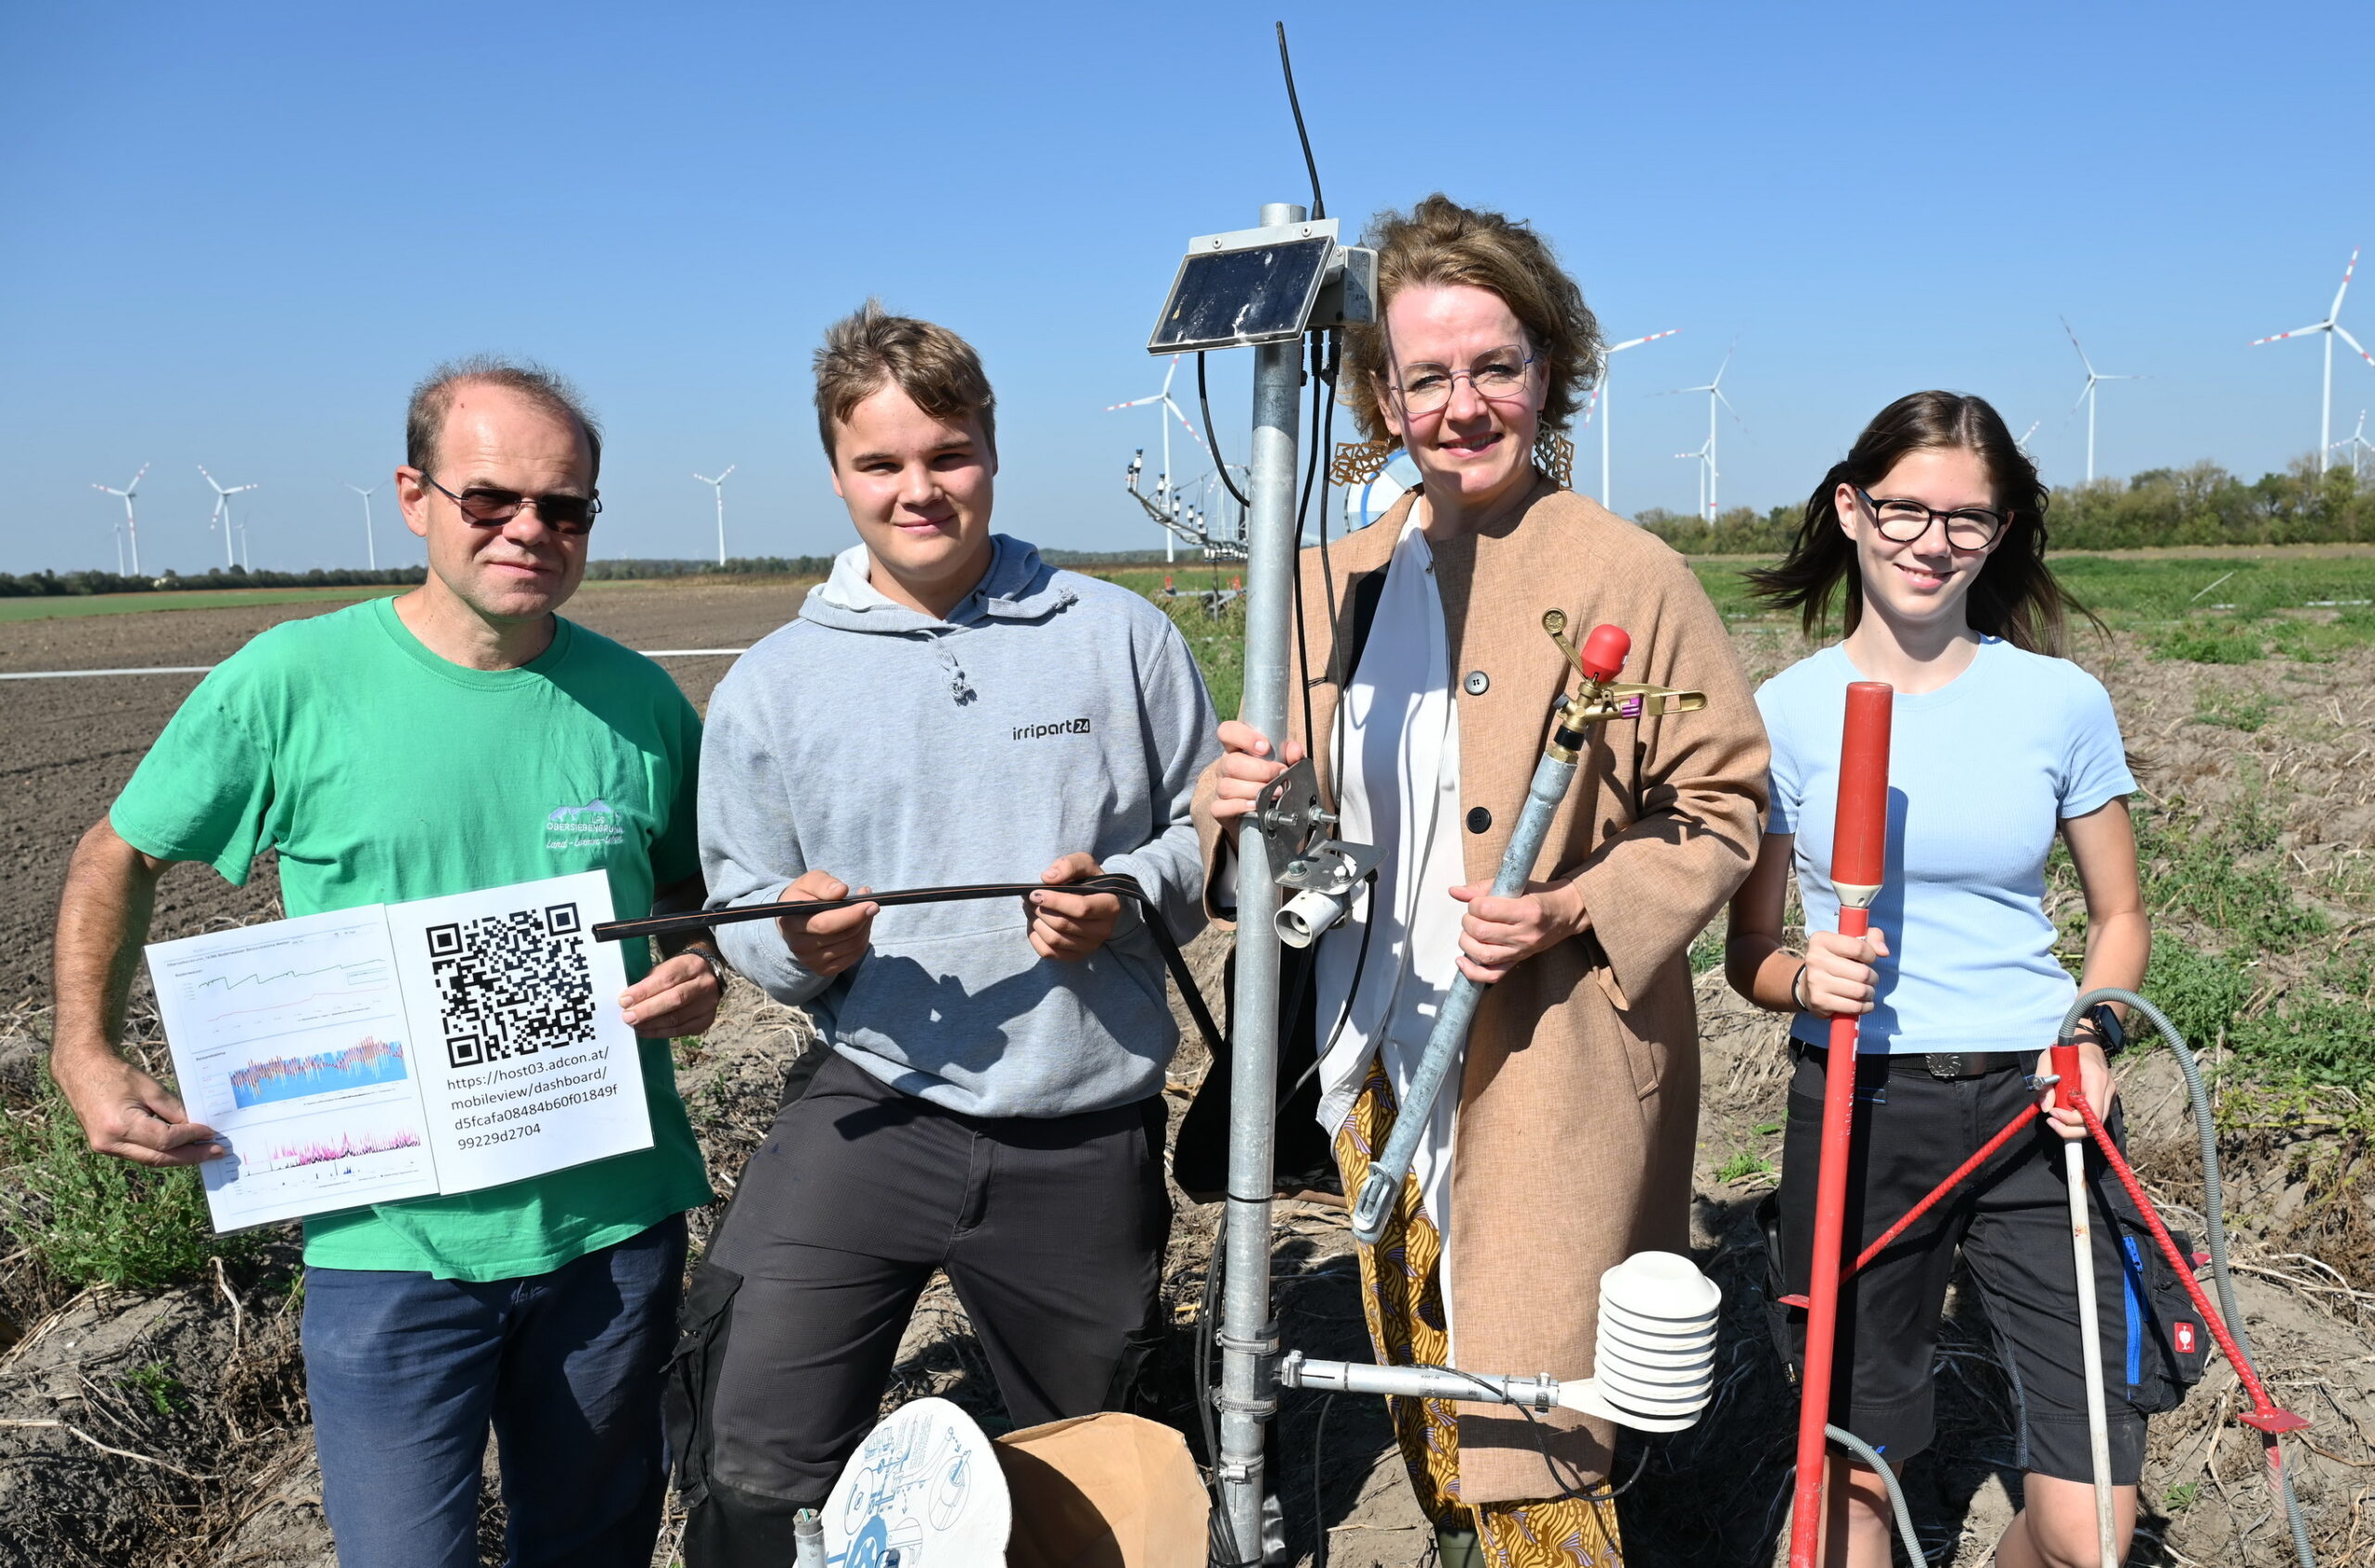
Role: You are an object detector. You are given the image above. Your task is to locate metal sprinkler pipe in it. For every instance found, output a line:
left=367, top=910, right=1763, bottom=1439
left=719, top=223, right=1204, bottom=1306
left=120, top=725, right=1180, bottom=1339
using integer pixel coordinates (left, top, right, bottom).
left=1788, top=680, right=1893, bottom=1568
left=1347, top=618, right=1687, bottom=1243
left=1212, top=199, right=1310, bottom=1568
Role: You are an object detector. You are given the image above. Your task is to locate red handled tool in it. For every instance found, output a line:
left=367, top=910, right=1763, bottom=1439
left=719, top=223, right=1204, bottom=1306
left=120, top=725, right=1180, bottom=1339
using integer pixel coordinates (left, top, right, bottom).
left=1789, top=681, right=1894, bottom=1568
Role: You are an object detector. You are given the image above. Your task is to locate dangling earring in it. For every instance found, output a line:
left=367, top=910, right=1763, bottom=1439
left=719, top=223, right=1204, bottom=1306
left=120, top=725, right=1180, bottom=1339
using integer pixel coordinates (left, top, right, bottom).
left=1532, top=431, right=1574, bottom=489
left=1330, top=438, right=1397, bottom=485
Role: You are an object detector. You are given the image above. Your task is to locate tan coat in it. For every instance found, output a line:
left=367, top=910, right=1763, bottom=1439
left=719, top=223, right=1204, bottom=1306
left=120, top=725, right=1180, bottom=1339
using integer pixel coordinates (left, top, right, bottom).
left=1191, top=477, right=1769, bottom=1501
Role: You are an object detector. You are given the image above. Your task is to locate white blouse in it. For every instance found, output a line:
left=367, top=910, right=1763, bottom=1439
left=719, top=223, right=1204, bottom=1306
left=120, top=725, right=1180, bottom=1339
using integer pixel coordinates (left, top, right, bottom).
left=1314, top=512, right=1470, bottom=1322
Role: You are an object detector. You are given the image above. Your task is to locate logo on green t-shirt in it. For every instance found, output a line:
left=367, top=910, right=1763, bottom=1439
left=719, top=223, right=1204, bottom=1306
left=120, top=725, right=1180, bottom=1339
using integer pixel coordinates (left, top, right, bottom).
left=546, top=798, right=626, bottom=851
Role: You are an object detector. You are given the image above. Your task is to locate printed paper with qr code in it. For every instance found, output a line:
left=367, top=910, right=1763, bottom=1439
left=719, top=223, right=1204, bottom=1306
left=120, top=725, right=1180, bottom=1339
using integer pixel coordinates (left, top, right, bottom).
left=390, top=870, right=652, bottom=1195
left=148, top=870, right=653, bottom=1231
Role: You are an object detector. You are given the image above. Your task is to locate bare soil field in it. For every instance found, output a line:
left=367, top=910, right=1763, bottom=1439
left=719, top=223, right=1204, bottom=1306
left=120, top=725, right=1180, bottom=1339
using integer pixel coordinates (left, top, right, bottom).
left=0, top=582, right=809, bottom=1009
left=4, top=578, right=2374, bottom=1565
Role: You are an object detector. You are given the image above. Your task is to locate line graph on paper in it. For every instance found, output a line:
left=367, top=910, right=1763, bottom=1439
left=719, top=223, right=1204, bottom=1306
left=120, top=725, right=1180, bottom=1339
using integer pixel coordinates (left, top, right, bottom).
left=183, top=943, right=395, bottom=1035
left=214, top=1106, right=435, bottom=1211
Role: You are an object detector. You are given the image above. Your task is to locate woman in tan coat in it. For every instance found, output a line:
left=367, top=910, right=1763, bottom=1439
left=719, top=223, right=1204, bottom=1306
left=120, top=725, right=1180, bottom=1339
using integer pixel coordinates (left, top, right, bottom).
left=1194, top=195, right=1767, bottom=1566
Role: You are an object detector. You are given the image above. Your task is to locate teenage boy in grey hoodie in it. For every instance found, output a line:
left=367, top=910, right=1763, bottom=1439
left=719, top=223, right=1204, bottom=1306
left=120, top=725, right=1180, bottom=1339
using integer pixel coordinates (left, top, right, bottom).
left=674, top=302, right=1218, bottom=1563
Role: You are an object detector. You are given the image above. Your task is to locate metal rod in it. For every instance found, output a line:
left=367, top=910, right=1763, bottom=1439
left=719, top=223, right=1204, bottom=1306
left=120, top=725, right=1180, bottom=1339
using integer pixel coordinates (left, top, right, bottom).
left=2054, top=1042, right=2119, bottom=1568
left=1214, top=199, right=1306, bottom=1568
left=1790, top=680, right=1893, bottom=1568
left=1278, top=1352, right=1560, bottom=1413
left=1349, top=737, right=1578, bottom=1242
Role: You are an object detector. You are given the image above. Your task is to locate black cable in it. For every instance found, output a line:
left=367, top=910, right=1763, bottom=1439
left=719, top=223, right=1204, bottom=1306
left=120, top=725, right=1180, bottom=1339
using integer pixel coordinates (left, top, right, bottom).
left=1291, top=331, right=1326, bottom=761
left=1438, top=1369, right=1651, bottom=1506
left=1274, top=21, right=1324, bottom=222
left=1199, top=353, right=1252, bottom=509
left=1309, top=1389, right=1340, bottom=1568
left=593, top=875, right=1224, bottom=1060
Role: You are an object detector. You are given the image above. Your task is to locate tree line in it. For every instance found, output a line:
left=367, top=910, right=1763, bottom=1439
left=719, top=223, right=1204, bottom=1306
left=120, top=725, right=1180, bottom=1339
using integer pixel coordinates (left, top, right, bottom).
left=1639, top=461, right=2375, bottom=555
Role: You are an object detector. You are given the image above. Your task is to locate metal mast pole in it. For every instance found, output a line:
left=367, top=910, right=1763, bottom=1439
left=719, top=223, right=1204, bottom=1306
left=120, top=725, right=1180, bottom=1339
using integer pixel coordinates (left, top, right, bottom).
left=1215, top=198, right=1305, bottom=1565
left=1600, top=364, right=1613, bottom=508
left=2322, top=332, right=2335, bottom=474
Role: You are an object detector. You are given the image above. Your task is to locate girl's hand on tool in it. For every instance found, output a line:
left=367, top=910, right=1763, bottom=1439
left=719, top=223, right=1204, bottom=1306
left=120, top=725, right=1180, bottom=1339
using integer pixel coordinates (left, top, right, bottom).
left=2035, top=1039, right=2116, bottom=1140
left=1029, top=854, right=1123, bottom=960
left=777, top=870, right=877, bottom=978
left=1209, top=722, right=1306, bottom=823
left=620, top=948, right=723, bottom=1038
left=1803, top=927, right=1889, bottom=1014
left=1448, top=877, right=1588, bottom=983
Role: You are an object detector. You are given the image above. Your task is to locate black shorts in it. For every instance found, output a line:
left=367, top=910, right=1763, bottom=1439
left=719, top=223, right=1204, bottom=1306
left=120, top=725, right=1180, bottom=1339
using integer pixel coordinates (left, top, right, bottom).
left=1775, top=1047, right=2173, bottom=1484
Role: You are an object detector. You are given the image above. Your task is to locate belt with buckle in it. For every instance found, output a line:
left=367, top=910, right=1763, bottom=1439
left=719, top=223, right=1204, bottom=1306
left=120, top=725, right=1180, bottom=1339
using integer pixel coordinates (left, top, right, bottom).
left=1794, top=1042, right=2029, bottom=1080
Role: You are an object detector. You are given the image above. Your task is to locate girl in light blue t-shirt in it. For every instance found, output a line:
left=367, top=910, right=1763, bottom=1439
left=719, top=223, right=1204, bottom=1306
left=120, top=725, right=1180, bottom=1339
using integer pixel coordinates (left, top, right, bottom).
left=1726, top=392, right=2156, bottom=1568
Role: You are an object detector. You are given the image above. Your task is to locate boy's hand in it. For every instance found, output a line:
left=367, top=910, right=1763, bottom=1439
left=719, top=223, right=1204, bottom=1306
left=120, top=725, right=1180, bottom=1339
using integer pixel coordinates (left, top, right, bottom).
left=777, top=870, right=877, bottom=978
left=1029, top=854, right=1122, bottom=960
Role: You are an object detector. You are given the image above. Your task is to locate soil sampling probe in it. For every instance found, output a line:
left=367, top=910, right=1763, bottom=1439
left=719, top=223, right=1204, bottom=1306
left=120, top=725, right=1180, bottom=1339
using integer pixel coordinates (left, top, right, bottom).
left=1775, top=678, right=2320, bottom=1567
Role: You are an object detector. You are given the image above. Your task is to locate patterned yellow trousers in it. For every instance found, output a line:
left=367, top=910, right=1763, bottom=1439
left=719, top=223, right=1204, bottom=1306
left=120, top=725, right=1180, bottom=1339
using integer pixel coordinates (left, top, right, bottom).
left=1332, top=1062, right=1624, bottom=1567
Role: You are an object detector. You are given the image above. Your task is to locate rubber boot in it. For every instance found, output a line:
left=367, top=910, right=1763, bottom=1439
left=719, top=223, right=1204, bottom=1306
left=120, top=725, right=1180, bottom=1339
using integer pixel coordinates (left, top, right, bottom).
left=1434, top=1521, right=1483, bottom=1568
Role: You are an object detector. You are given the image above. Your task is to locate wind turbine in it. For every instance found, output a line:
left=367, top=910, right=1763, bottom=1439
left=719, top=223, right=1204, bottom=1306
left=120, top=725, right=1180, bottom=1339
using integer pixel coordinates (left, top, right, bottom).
left=2251, top=247, right=2375, bottom=472
left=694, top=465, right=737, bottom=566
left=199, top=466, right=257, bottom=570
left=1105, top=353, right=1211, bottom=561
left=1661, top=344, right=1739, bottom=521
left=2331, top=409, right=2373, bottom=481
left=347, top=483, right=380, bottom=570
left=91, top=462, right=149, bottom=574
left=2016, top=421, right=2041, bottom=456
left=1586, top=328, right=1679, bottom=510
left=2061, top=318, right=2138, bottom=483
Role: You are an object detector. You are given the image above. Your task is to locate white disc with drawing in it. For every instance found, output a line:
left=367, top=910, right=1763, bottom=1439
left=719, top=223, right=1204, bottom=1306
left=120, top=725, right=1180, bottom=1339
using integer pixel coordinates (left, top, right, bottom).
left=824, top=1396, right=1009, bottom=1567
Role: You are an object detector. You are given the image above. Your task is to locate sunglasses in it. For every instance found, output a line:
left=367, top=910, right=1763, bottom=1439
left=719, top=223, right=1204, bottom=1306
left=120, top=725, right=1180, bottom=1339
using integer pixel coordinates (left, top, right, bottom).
left=420, top=473, right=601, bottom=534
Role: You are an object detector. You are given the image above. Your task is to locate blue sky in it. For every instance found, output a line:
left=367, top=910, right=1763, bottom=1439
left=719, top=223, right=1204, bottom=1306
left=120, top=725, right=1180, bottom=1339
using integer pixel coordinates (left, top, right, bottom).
left=2, top=1, right=2369, bottom=576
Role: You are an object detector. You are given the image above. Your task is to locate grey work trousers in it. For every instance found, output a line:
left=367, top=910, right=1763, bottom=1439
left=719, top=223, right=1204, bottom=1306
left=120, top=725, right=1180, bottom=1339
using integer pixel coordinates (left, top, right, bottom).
left=669, top=1050, right=1171, bottom=1567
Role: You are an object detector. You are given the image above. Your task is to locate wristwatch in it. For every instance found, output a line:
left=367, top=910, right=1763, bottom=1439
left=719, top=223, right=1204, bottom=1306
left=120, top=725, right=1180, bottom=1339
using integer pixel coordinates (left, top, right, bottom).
left=682, top=945, right=729, bottom=991
left=2076, top=1002, right=2128, bottom=1057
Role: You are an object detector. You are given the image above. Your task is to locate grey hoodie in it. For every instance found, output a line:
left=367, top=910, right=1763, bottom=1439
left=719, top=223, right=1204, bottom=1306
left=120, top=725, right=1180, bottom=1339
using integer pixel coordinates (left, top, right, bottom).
left=700, top=535, right=1218, bottom=1117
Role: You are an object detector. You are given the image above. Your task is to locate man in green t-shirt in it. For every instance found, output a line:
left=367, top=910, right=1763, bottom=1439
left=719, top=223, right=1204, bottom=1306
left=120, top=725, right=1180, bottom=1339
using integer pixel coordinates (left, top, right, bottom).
left=49, top=359, right=724, bottom=1568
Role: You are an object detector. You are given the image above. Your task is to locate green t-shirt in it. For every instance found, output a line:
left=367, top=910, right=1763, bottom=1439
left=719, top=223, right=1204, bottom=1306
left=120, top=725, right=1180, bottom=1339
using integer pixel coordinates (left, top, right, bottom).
left=111, top=596, right=713, bottom=1281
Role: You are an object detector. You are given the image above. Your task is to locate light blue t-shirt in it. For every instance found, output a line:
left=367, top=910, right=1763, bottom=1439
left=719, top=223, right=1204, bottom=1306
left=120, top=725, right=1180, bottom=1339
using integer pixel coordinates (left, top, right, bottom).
left=1758, top=638, right=2136, bottom=1054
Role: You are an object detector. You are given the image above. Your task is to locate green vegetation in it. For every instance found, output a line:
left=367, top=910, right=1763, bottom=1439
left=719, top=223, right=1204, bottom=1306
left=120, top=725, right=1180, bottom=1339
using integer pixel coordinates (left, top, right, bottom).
left=0, top=1066, right=254, bottom=1289
left=2189, top=690, right=2275, bottom=732
left=120, top=1360, right=185, bottom=1416
left=1644, top=461, right=2375, bottom=556
left=0, top=585, right=412, bottom=623
left=1714, top=1147, right=1776, bottom=1186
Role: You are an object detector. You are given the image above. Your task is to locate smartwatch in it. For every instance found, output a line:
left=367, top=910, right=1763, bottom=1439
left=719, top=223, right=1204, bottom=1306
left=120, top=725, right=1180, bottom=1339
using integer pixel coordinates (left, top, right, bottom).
left=2077, top=1001, right=2128, bottom=1057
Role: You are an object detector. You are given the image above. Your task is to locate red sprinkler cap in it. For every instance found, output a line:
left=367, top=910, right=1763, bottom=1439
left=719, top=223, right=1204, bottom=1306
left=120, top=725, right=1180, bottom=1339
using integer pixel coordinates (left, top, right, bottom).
left=1579, top=623, right=1630, bottom=684
left=1829, top=682, right=1894, bottom=894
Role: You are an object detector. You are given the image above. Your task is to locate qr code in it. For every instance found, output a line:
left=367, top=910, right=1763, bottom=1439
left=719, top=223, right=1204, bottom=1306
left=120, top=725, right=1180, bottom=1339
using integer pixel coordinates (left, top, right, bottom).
left=426, top=902, right=596, bottom=1070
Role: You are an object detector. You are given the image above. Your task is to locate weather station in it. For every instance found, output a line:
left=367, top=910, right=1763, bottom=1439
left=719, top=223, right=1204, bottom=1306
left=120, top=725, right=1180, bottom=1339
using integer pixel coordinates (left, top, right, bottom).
left=1146, top=34, right=1726, bottom=1567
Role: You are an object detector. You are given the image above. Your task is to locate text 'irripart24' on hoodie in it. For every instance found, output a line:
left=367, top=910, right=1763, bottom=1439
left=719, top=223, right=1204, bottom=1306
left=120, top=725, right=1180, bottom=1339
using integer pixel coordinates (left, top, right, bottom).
left=700, top=536, right=1220, bottom=1118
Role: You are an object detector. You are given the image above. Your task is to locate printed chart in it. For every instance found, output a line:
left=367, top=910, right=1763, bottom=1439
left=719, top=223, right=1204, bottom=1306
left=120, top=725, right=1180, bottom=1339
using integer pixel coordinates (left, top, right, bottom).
left=150, top=909, right=439, bottom=1228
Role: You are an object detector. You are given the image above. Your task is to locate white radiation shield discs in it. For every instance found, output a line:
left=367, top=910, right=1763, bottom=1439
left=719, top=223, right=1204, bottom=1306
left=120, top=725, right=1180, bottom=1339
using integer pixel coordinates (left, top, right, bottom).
left=825, top=1396, right=1010, bottom=1567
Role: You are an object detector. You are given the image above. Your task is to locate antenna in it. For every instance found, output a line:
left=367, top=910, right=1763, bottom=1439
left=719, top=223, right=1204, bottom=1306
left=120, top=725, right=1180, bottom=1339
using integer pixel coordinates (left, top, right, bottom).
left=695, top=466, right=737, bottom=567
left=347, top=483, right=381, bottom=570
left=198, top=465, right=259, bottom=570
left=1275, top=23, right=1323, bottom=221
left=2251, top=246, right=2375, bottom=473
left=91, top=461, right=150, bottom=575
left=2060, top=317, right=2138, bottom=482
